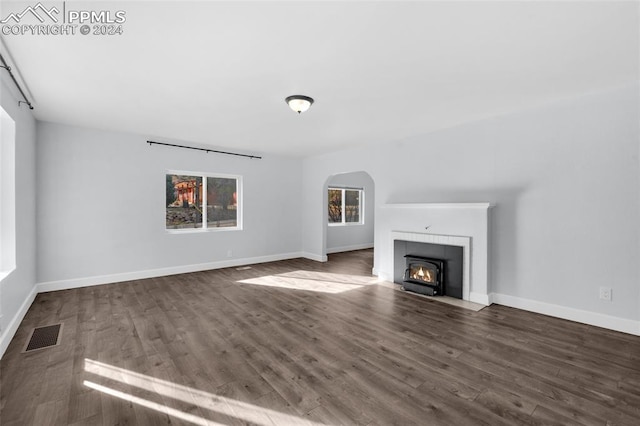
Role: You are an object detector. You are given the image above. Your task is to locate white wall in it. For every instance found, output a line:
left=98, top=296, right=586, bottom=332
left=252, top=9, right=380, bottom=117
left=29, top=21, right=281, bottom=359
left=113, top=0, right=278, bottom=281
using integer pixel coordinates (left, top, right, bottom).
left=302, top=86, right=640, bottom=331
left=326, top=171, right=374, bottom=254
left=0, top=77, right=38, bottom=356
left=36, top=122, right=302, bottom=287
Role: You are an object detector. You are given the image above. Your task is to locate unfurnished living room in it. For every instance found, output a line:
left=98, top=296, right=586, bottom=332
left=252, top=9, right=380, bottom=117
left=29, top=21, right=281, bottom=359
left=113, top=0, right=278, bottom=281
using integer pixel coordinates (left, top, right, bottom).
left=1, top=1, right=639, bottom=425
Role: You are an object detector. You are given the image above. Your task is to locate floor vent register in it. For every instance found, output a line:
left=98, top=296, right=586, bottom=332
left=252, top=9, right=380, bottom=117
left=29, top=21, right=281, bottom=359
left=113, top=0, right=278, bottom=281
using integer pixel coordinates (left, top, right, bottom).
left=23, top=323, right=63, bottom=352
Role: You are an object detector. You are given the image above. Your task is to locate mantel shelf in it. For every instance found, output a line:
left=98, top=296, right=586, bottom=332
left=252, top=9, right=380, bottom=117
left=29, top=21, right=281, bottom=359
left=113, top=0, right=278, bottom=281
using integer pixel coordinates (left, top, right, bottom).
left=380, top=203, right=493, bottom=209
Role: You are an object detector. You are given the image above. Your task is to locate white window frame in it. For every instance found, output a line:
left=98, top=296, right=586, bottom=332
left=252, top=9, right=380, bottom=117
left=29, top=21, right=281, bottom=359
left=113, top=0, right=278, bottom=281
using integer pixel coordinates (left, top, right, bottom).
left=166, top=170, right=243, bottom=233
left=0, top=106, right=16, bottom=282
left=328, top=187, right=364, bottom=226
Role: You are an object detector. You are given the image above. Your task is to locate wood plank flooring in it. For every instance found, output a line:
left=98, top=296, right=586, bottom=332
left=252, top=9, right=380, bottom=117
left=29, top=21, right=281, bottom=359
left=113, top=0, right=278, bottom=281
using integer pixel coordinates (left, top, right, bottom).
left=2, top=249, right=640, bottom=425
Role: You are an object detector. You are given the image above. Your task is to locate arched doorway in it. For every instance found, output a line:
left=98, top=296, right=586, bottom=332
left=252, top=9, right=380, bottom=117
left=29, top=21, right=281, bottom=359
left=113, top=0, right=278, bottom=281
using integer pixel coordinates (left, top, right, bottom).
left=321, top=171, right=375, bottom=262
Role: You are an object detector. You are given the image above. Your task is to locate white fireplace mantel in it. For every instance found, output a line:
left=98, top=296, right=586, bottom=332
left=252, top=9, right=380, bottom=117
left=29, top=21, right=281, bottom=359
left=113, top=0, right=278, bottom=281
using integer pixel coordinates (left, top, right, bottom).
left=374, top=202, right=492, bottom=305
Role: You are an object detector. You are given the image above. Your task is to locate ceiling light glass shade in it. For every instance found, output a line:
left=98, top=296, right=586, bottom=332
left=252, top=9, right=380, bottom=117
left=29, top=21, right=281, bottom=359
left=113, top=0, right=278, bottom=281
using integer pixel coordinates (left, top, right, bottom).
left=286, top=95, right=314, bottom=114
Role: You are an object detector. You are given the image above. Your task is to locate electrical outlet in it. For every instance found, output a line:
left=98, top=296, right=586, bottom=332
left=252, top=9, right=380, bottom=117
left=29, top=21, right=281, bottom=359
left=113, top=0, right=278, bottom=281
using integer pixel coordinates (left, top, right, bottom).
left=227, top=250, right=233, bottom=258
left=599, top=286, right=612, bottom=301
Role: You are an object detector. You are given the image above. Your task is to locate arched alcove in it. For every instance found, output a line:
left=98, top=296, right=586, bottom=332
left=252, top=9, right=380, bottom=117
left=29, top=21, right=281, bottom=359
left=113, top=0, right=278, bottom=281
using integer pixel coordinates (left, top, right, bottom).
left=321, top=171, right=375, bottom=260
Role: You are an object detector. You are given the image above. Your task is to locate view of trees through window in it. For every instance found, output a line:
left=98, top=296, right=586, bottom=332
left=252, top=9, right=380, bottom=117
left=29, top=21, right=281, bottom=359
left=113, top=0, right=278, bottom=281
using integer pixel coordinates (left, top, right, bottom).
left=328, top=188, right=362, bottom=224
left=207, top=177, right=237, bottom=228
left=328, top=189, right=342, bottom=223
left=166, top=173, right=239, bottom=230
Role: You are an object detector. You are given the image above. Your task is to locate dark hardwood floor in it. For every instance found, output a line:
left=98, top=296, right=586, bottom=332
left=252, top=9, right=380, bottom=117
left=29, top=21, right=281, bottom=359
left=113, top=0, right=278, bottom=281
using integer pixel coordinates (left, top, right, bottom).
left=2, top=249, right=640, bottom=425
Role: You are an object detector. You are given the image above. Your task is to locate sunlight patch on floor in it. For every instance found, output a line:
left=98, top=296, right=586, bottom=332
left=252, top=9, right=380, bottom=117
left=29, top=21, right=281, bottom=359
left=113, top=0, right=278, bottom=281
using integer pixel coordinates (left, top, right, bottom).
left=83, top=380, right=221, bottom=426
left=84, top=358, right=327, bottom=426
left=236, top=270, right=380, bottom=293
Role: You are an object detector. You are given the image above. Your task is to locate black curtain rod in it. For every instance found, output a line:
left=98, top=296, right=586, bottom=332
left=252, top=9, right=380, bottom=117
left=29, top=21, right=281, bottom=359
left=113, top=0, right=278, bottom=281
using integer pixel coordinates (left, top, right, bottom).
left=0, top=53, right=34, bottom=110
left=147, top=141, right=262, bottom=159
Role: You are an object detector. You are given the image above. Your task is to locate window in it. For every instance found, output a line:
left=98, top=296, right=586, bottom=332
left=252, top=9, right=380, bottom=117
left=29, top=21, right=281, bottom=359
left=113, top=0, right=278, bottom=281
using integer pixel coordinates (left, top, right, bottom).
left=166, top=172, right=241, bottom=231
left=0, top=106, right=16, bottom=279
left=328, top=187, right=363, bottom=225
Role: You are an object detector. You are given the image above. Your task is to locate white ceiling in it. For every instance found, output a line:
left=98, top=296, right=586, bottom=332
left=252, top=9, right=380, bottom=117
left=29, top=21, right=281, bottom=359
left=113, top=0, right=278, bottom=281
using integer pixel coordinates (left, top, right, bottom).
left=1, top=1, right=638, bottom=156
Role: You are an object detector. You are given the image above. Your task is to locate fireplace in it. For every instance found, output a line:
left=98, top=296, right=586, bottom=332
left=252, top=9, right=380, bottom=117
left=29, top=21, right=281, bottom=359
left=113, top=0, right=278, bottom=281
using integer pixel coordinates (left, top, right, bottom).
left=403, top=255, right=444, bottom=296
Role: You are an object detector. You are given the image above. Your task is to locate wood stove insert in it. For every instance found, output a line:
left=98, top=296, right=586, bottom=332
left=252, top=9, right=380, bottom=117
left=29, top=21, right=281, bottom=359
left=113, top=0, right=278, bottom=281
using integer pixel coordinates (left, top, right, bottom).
left=403, top=255, right=445, bottom=296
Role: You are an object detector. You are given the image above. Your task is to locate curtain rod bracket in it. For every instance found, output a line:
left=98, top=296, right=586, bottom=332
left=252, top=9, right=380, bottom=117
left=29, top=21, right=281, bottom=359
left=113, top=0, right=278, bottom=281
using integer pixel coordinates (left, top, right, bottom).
left=18, top=101, right=34, bottom=110
left=0, top=53, right=34, bottom=110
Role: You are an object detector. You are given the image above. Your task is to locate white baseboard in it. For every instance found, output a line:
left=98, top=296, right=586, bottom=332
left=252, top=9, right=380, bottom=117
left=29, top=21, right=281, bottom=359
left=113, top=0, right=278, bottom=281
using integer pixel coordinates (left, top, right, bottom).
left=376, top=271, right=393, bottom=282
left=490, top=293, right=640, bottom=336
left=0, top=285, right=37, bottom=358
left=37, top=252, right=305, bottom=293
left=301, top=252, right=327, bottom=262
left=469, top=292, right=490, bottom=306
left=326, top=243, right=374, bottom=254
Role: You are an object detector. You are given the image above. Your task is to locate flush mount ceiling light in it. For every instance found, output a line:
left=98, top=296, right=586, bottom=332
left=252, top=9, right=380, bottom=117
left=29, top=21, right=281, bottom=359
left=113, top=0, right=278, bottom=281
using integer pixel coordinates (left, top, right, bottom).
left=285, top=95, right=314, bottom=114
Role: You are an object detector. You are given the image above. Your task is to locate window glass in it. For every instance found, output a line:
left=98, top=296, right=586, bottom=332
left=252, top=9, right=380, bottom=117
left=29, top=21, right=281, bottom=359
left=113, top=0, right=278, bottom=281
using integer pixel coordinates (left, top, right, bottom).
left=328, top=189, right=342, bottom=223
left=207, top=177, right=237, bottom=228
left=0, top=106, right=16, bottom=277
left=166, top=175, right=203, bottom=229
left=345, top=190, right=360, bottom=223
